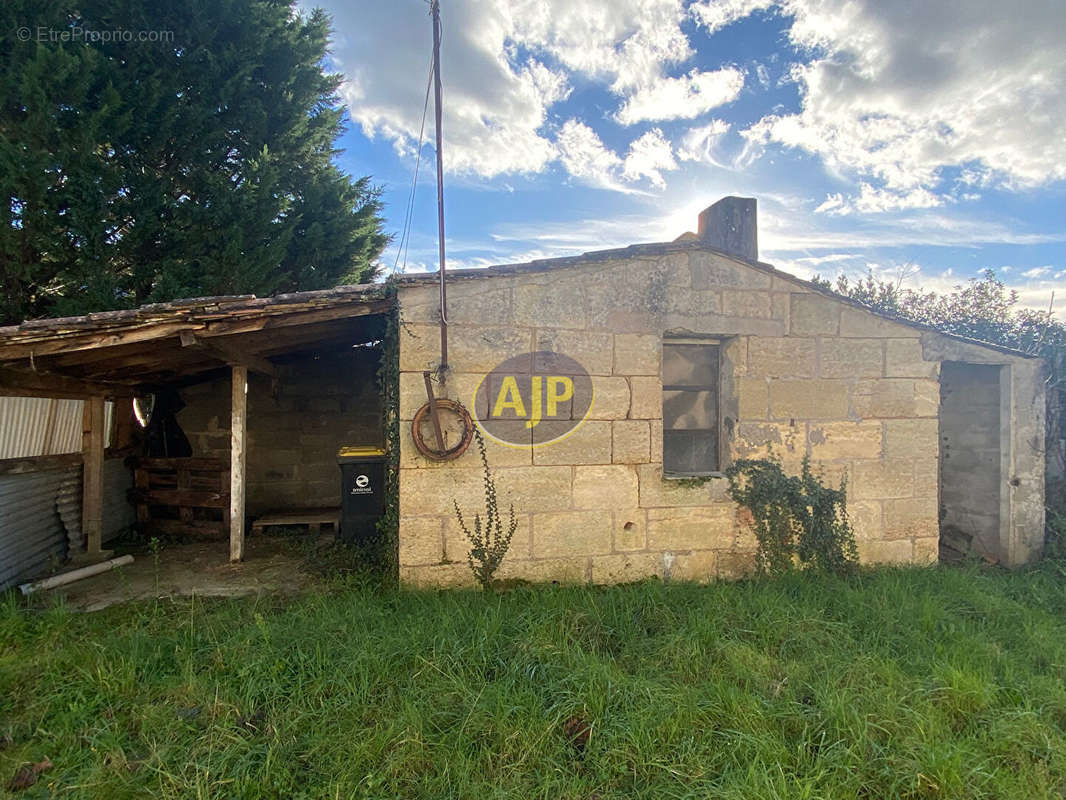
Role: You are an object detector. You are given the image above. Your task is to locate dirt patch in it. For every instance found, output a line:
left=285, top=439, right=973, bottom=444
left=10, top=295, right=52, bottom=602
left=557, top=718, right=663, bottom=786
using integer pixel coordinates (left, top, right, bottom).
left=39, top=535, right=319, bottom=611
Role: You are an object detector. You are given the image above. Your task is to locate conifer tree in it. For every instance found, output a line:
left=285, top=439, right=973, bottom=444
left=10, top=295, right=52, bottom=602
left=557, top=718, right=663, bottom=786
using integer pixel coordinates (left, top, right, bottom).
left=0, top=0, right=388, bottom=323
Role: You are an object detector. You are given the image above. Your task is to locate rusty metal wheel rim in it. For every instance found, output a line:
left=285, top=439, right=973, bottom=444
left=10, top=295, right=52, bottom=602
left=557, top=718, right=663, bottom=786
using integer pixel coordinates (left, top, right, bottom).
left=411, top=398, right=474, bottom=461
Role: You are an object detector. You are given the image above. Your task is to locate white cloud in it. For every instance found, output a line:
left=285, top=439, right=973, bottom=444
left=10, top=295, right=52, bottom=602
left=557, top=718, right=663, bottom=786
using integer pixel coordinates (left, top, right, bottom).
left=555, top=120, right=625, bottom=191
left=690, top=0, right=777, bottom=34
left=677, top=119, right=732, bottom=164
left=622, top=129, right=678, bottom=189
left=742, top=0, right=1066, bottom=206
left=815, top=184, right=943, bottom=215
left=311, top=0, right=716, bottom=180
left=1021, top=267, right=1051, bottom=279
left=615, top=67, right=744, bottom=125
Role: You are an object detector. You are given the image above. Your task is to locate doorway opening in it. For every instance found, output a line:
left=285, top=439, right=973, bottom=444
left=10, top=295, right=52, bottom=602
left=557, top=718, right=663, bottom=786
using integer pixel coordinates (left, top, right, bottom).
left=938, top=362, right=1005, bottom=562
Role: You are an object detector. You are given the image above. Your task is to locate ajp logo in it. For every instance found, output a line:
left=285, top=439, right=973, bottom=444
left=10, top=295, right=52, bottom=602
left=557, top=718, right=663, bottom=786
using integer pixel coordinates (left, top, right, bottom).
left=473, top=352, right=593, bottom=447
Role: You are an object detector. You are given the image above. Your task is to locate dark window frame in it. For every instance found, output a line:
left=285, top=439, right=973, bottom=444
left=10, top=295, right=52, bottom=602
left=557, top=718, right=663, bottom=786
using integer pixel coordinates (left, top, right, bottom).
left=661, top=338, right=723, bottom=477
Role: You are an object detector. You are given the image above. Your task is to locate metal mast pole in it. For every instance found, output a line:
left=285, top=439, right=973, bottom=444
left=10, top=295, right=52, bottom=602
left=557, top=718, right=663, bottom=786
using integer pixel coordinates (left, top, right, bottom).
left=431, top=0, right=448, bottom=371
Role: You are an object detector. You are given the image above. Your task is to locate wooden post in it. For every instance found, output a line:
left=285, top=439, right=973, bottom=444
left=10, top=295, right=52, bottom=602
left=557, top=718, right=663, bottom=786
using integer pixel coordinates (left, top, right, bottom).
left=81, top=397, right=106, bottom=556
left=229, top=365, right=248, bottom=562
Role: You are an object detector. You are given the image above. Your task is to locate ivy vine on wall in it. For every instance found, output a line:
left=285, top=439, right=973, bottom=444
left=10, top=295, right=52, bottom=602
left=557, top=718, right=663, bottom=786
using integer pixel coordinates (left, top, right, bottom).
left=725, top=454, right=858, bottom=575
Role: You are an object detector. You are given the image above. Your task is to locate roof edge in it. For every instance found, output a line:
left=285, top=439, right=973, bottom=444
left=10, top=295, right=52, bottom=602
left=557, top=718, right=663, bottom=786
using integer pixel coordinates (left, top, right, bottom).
left=394, top=241, right=1040, bottom=361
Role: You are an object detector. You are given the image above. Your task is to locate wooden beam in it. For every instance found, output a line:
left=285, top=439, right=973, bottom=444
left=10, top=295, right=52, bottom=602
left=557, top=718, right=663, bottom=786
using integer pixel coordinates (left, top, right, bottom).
left=0, top=366, right=130, bottom=399
left=0, top=299, right=392, bottom=362
left=180, top=332, right=278, bottom=379
left=229, top=364, right=248, bottom=563
left=81, top=397, right=106, bottom=555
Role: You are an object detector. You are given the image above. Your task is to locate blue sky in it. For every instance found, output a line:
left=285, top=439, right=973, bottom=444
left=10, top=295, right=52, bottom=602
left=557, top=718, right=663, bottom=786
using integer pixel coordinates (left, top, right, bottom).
left=311, top=0, right=1065, bottom=314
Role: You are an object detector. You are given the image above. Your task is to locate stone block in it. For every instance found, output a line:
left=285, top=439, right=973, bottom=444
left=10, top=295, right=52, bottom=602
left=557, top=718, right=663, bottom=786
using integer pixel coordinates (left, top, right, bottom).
left=668, top=550, right=718, bottom=583
left=573, top=464, right=639, bottom=509
left=515, top=280, right=586, bottom=328
left=399, top=324, right=444, bottom=372
left=532, top=511, right=612, bottom=557
left=913, top=537, right=939, bottom=564
left=716, top=550, right=757, bottom=579
left=588, top=376, right=631, bottom=420
left=883, top=419, right=939, bottom=458
left=650, top=419, right=663, bottom=464
left=885, top=338, right=938, bottom=378
left=497, top=557, right=587, bottom=584
left=914, top=459, right=938, bottom=496
left=915, top=380, right=939, bottom=417
left=733, top=421, right=801, bottom=460
left=737, top=377, right=769, bottom=420
left=613, top=509, right=647, bottom=550
left=449, top=326, right=535, bottom=373
left=613, top=334, right=661, bottom=376
left=841, top=306, right=918, bottom=338
left=852, top=379, right=938, bottom=419
left=819, top=338, right=884, bottom=379
left=536, top=329, right=613, bottom=376
left=400, top=467, right=484, bottom=516
left=533, top=420, right=612, bottom=465
left=847, top=500, right=883, bottom=541
left=629, top=376, right=662, bottom=419
left=646, top=505, right=736, bottom=551
left=613, top=420, right=650, bottom=463
left=771, top=291, right=790, bottom=322
left=721, top=290, right=772, bottom=318
left=851, top=458, right=915, bottom=500
left=857, top=539, right=913, bottom=565
left=690, top=251, right=772, bottom=289
left=790, top=294, right=840, bottom=336
left=591, top=553, right=662, bottom=584
left=748, top=337, right=816, bottom=378
left=493, top=466, right=573, bottom=512
left=808, top=421, right=883, bottom=460
left=769, top=380, right=849, bottom=419
left=663, top=314, right=786, bottom=338
left=665, top=288, right=722, bottom=316
left=398, top=517, right=445, bottom=566
left=623, top=253, right=692, bottom=294
left=399, top=563, right=474, bottom=589
left=883, top=496, right=939, bottom=540
left=638, top=463, right=731, bottom=507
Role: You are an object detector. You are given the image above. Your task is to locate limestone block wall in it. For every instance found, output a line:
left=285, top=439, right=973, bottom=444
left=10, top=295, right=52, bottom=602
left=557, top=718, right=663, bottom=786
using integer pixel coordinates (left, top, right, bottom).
left=395, top=246, right=944, bottom=587
left=177, top=348, right=382, bottom=516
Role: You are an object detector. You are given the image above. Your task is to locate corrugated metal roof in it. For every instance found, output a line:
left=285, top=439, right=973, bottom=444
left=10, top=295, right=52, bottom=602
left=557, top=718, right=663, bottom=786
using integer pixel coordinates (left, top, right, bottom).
left=0, top=397, right=115, bottom=459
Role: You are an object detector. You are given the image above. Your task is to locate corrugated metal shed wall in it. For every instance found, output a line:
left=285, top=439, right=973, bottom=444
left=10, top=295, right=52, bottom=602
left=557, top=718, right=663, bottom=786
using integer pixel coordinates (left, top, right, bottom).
left=0, top=463, right=78, bottom=591
left=0, top=457, right=134, bottom=591
left=0, top=397, right=114, bottom=459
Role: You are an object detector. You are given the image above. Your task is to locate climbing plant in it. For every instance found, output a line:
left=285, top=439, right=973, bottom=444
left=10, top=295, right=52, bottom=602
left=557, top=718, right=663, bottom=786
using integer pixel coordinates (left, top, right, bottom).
left=372, top=296, right=400, bottom=580
left=454, top=428, right=518, bottom=590
left=726, top=454, right=858, bottom=575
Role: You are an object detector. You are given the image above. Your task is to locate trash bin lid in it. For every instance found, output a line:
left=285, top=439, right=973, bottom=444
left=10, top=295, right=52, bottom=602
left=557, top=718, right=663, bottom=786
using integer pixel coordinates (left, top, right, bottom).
left=337, top=445, right=386, bottom=459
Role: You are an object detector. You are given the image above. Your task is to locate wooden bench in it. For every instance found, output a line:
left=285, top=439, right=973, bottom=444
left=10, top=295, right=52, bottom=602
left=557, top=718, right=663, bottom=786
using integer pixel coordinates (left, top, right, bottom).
left=251, top=508, right=340, bottom=536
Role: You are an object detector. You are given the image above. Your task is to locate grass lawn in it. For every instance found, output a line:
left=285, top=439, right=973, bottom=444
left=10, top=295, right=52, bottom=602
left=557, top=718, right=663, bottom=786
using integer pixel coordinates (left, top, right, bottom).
left=3, top=564, right=1066, bottom=799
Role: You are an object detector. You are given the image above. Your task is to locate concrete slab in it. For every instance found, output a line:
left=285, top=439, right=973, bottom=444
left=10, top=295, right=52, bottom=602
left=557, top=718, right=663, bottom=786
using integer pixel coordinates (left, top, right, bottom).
left=37, top=536, right=318, bottom=612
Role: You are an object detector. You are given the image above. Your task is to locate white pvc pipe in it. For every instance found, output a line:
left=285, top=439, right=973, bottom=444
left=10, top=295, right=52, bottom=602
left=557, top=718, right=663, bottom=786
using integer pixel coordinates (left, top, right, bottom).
left=19, top=555, right=134, bottom=595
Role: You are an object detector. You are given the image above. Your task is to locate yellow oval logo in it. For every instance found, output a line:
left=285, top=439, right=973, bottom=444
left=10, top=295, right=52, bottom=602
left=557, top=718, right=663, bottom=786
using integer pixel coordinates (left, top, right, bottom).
left=473, top=351, right=593, bottom=447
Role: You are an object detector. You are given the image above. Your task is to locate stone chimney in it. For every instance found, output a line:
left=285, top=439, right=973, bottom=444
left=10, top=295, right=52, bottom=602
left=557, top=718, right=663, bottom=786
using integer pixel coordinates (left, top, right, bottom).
left=697, top=196, right=758, bottom=262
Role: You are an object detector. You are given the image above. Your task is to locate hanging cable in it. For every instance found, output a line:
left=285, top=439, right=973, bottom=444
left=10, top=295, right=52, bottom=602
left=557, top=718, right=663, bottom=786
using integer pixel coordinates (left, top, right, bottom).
left=392, top=52, right=434, bottom=274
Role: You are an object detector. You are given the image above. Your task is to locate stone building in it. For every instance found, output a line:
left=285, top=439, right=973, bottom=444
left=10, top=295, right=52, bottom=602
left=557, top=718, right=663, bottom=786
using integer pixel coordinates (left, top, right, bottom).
left=0, top=196, right=1047, bottom=592
left=393, top=198, right=1046, bottom=587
